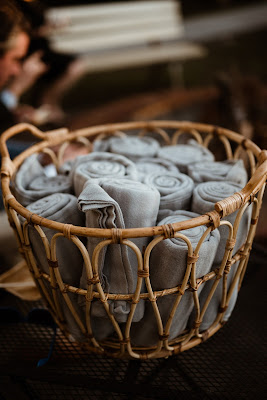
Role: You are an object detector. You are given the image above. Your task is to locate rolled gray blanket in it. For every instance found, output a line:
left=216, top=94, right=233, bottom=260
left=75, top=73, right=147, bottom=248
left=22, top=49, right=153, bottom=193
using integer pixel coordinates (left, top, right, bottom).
left=78, top=178, right=160, bottom=329
left=157, top=141, right=214, bottom=173
left=190, top=181, right=252, bottom=331
left=23, top=193, right=86, bottom=341
left=13, top=154, right=73, bottom=206
left=93, top=136, right=160, bottom=162
left=187, top=159, right=248, bottom=186
left=188, top=260, right=240, bottom=332
left=135, top=157, right=179, bottom=182
left=70, top=152, right=138, bottom=196
left=58, top=159, right=75, bottom=175
left=191, top=181, right=251, bottom=263
left=130, top=210, right=220, bottom=347
left=143, top=171, right=194, bottom=213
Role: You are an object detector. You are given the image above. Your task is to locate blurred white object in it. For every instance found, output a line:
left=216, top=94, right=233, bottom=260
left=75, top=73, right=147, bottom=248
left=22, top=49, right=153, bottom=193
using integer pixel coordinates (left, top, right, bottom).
left=45, top=1, right=206, bottom=83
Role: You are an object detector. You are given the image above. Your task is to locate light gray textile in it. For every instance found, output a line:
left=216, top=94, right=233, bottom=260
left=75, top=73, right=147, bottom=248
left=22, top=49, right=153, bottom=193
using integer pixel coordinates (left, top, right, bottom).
left=70, top=152, right=138, bottom=196
left=130, top=210, right=220, bottom=346
left=190, top=181, right=252, bottom=332
left=59, top=159, right=75, bottom=175
left=143, top=171, right=194, bottom=212
left=78, top=178, right=160, bottom=329
left=191, top=181, right=252, bottom=264
left=13, top=154, right=73, bottom=206
left=93, top=136, right=160, bottom=162
left=187, top=159, right=248, bottom=187
left=188, top=260, right=240, bottom=332
left=12, top=154, right=45, bottom=205
left=135, top=157, right=179, bottom=182
left=157, top=141, right=214, bottom=173
left=23, top=193, right=86, bottom=341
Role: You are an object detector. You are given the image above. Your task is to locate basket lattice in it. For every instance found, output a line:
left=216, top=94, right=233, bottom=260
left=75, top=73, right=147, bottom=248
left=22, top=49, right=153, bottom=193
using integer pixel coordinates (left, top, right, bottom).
left=0, top=120, right=266, bottom=360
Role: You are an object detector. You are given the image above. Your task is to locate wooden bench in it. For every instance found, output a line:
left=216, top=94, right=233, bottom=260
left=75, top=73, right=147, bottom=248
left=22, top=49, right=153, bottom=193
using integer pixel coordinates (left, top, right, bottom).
left=45, top=1, right=206, bottom=79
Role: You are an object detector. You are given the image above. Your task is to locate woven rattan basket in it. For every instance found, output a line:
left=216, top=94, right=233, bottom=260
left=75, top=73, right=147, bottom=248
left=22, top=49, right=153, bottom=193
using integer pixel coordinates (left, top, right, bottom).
left=1, top=120, right=266, bottom=360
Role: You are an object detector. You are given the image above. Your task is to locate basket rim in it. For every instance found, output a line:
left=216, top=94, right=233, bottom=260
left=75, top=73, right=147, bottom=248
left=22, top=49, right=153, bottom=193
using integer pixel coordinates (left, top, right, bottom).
left=1, top=120, right=266, bottom=239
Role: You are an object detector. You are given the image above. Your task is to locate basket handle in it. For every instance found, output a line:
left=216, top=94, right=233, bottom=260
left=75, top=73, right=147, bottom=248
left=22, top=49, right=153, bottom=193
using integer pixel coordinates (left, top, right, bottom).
left=215, top=151, right=267, bottom=218
left=0, top=123, right=69, bottom=159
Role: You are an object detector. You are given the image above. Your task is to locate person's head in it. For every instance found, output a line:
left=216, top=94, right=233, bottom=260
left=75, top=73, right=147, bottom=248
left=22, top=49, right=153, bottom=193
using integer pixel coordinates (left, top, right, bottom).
left=0, top=1, right=31, bottom=89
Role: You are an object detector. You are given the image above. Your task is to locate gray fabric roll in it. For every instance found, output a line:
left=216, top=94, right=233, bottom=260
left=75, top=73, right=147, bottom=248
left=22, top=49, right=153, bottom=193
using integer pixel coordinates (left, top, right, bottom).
left=23, top=193, right=86, bottom=341
left=130, top=210, right=220, bottom=347
left=187, top=159, right=248, bottom=187
left=70, top=152, right=138, bottom=196
left=78, top=178, right=160, bottom=329
left=190, top=181, right=252, bottom=333
left=13, top=154, right=73, bottom=206
left=143, top=171, right=194, bottom=212
left=157, top=141, right=214, bottom=173
left=135, top=157, right=179, bottom=182
left=191, top=181, right=252, bottom=264
left=58, top=159, right=75, bottom=175
left=188, top=260, right=240, bottom=332
left=94, top=136, right=160, bottom=162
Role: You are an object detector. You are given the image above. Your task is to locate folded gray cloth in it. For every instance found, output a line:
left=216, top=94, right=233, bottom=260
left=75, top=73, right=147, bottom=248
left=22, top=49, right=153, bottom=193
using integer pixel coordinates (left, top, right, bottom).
left=13, top=154, right=73, bottom=206
left=78, top=178, right=160, bottom=331
left=70, top=152, right=138, bottom=196
left=187, top=159, right=248, bottom=187
left=93, top=136, right=160, bottom=162
left=143, top=171, right=194, bottom=213
left=157, top=140, right=214, bottom=173
left=135, top=157, right=179, bottom=182
left=130, top=210, right=220, bottom=347
left=190, top=181, right=252, bottom=332
left=23, top=193, right=86, bottom=341
left=191, top=181, right=252, bottom=264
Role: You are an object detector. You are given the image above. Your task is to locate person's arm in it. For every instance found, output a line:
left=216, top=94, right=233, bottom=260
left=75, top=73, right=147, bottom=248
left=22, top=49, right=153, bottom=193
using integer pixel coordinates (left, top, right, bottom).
left=8, top=51, right=48, bottom=99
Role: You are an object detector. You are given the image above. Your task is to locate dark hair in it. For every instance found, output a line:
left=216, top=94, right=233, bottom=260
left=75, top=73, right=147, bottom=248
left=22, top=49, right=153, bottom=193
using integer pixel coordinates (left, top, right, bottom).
left=0, top=0, right=30, bottom=56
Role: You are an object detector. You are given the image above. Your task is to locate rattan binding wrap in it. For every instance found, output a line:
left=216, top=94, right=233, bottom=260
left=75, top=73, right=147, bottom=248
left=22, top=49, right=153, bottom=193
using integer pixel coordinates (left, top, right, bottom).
left=1, top=121, right=266, bottom=360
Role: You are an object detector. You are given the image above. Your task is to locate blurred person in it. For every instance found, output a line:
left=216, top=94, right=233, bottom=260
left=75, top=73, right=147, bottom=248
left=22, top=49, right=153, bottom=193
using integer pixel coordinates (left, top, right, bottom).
left=0, top=1, right=35, bottom=280
left=0, top=0, right=63, bottom=133
left=0, top=1, right=85, bottom=286
left=0, top=0, right=49, bottom=211
left=14, top=0, right=87, bottom=117
left=0, top=0, right=32, bottom=131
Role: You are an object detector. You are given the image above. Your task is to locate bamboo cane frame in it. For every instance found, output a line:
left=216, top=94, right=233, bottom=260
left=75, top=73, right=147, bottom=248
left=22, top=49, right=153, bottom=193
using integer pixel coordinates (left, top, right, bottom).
left=1, top=120, right=266, bottom=359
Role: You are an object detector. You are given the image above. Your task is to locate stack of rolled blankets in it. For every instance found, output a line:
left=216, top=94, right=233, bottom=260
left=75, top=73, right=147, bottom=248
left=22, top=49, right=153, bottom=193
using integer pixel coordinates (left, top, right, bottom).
left=12, top=135, right=251, bottom=345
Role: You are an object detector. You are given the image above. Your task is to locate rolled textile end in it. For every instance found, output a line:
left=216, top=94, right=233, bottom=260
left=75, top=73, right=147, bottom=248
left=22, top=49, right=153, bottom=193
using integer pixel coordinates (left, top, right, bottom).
left=12, top=154, right=73, bottom=206
left=93, top=136, right=160, bottom=162
left=189, top=181, right=252, bottom=333
left=187, top=159, right=248, bottom=187
left=70, top=152, right=138, bottom=196
left=12, top=154, right=45, bottom=205
left=157, top=140, right=214, bottom=174
left=130, top=210, right=220, bottom=347
left=23, top=193, right=86, bottom=341
left=143, top=171, right=194, bottom=212
left=191, top=181, right=252, bottom=264
left=135, top=157, right=179, bottom=182
left=58, top=159, right=75, bottom=175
